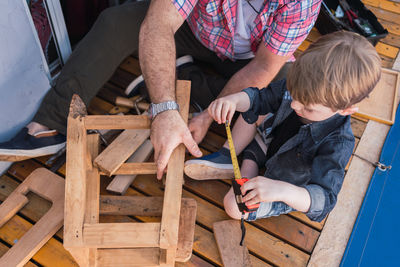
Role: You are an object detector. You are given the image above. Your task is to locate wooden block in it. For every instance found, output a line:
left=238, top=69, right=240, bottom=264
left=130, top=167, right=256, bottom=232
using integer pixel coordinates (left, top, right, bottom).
left=83, top=223, right=160, bottom=248
left=0, top=168, right=65, bottom=267
left=107, top=139, right=154, bottom=194
left=84, top=115, right=150, bottom=130
left=213, top=220, right=252, bottom=267
left=94, top=129, right=150, bottom=176
left=65, top=94, right=88, bottom=248
left=354, top=68, right=399, bottom=125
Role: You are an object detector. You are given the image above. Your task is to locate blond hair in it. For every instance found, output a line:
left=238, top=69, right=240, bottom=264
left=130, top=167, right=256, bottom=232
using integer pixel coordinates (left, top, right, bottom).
left=287, top=31, right=381, bottom=110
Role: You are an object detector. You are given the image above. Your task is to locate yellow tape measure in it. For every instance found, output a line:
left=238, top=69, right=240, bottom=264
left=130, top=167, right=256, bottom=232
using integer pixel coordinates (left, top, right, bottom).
left=225, top=121, right=242, bottom=179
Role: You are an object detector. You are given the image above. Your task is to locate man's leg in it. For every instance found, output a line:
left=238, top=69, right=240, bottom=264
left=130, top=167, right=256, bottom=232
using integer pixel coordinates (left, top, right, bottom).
left=0, top=1, right=150, bottom=161
left=33, top=1, right=150, bottom=135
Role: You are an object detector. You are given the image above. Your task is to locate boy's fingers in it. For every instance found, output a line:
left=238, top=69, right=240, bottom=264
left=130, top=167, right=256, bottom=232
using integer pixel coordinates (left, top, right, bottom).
left=241, top=179, right=256, bottom=194
left=221, top=103, right=229, bottom=123
left=242, top=189, right=257, bottom=202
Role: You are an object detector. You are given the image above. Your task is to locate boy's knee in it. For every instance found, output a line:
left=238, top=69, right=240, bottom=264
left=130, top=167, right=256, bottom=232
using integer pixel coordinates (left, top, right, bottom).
left=223, top=189, right=242, bottom=220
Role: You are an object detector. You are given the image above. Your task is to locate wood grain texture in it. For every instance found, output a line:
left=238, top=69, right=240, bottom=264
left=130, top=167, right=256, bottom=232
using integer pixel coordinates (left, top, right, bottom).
left=94, top=129, right=150, bottom=176
left=213, top=220, right=252, bottom=267
left=0, top=168, right=64, bottom=267
left=107, top=139, right=154, bottom=194
left=84, top=115, right=150, bottom=129
left=65, top=94, right=88, bottom=248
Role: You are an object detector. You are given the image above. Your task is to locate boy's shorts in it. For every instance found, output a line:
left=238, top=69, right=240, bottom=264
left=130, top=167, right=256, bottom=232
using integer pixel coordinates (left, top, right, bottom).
left=247, top=201, right=295, bottom=221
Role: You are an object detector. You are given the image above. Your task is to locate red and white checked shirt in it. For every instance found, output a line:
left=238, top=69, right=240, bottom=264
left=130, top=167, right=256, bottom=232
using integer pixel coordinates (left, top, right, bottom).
left=173, top=0, right=322, bottom=61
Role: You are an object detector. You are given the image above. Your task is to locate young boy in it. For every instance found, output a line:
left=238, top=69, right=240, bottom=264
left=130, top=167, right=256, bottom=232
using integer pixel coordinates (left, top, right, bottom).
left=184, top=31, right=381, bottom=222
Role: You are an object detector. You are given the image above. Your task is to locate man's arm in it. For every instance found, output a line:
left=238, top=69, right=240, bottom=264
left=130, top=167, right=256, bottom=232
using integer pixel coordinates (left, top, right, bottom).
left=189, top=45, right=290, bottom=143
left=139, top=0, right=202, bottom=179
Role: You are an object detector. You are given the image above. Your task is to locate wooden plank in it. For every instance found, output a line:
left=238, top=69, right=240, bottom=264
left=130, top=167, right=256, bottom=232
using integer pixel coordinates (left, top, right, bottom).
left=375, top=42, right=399, bottom=59
left=107, top=139, right=154, bottom=194
left=159, top=80, right=191, bottom=265
left=83, top=223, right=160, bottom=248
left=0, top=242, right=38, bottom=267
left=308, top=121, right=390, bottom=266
left=97, top=248, right=160, bottom=266
left=355, top=68, right=399, bottom=125
left=0, top=168, right=65, bottom=267
left=85, top=134, right=100, bottom=224
left=0, top=213, right=77, bottom=266
left=84, top=115, right=150, bottom=129
left=119, top=56, right=142, bottom=76
left=213, top=220, right=252, bottom=267
left=65, top=94, right=88, bottom=248
left=175, top=198, right=197, bottom=262
left=94, top=129, right=150, bottom=176
left=85, top=134, right=100, bottom=266
left=100, top=196, right=164, bottom=216
left=362, top=0, right=400, bottom=15
left=104, top=162, right=157, bottom=176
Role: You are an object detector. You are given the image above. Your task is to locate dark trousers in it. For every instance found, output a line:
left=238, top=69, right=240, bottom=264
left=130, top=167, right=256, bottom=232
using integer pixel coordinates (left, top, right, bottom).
left=33, top=1, right=291, bottom=135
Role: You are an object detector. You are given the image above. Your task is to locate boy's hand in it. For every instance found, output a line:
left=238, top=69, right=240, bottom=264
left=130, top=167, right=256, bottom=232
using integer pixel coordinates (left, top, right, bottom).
left=241, top=176, right=312, bottom=213
left=241, top=176, right=283, bottom=206
left=207, top=92, right=250, bottom=124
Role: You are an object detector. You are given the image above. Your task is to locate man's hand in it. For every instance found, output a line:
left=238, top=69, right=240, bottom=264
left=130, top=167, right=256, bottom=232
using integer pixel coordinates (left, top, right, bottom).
left=188, top=110, right=213, bottom=144
left=151, top=110, right=202, bottom=179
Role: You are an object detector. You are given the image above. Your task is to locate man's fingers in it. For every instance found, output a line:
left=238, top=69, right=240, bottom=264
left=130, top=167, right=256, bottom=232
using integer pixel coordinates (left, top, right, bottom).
left=183, top=131, right=202, bottom=157
left=156, top=147, right=174, bottom=180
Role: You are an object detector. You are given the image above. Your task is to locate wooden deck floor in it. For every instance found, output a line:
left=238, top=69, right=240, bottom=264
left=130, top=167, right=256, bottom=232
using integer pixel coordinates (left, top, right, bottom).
left=0, top=0, right=399, bottom=266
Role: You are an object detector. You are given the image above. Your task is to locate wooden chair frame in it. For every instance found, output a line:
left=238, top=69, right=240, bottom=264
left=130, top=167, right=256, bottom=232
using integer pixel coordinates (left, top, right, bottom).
left=64, top=81, right=193, bottom=266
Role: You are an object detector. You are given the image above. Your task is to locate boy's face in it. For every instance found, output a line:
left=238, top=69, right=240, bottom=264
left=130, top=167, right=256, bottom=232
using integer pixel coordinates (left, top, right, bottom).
left=290, top=100, right=338, bottom=124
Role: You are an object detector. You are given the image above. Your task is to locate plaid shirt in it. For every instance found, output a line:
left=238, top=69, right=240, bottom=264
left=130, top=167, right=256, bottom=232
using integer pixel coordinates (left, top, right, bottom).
left=173, top=0, right=322, bottom=60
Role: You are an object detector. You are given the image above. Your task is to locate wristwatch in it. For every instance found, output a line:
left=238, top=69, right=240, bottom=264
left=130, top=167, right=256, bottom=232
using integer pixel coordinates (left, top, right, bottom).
left=148, top=101, right=180, bottom=120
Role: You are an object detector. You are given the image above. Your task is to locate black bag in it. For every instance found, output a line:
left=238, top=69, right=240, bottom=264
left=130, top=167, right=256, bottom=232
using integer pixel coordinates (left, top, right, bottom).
left=315, top=0, right=388, bottom=46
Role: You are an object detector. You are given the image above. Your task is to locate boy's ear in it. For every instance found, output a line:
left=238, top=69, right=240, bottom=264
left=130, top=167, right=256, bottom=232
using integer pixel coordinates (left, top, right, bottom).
left=338, top=106, right=359, bottom=116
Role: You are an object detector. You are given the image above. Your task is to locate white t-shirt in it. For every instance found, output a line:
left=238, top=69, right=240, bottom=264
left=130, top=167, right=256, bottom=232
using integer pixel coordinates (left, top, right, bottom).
left=233, top=0, right=264, bottom=60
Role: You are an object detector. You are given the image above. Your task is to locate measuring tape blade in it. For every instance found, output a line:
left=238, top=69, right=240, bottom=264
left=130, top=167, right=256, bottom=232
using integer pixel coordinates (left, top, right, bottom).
left=225, top=121, right=242, bottom=179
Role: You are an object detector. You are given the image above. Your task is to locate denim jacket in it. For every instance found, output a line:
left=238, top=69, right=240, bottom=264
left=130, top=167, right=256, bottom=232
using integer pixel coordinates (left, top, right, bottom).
left=242, top=79, right=354, bottom=222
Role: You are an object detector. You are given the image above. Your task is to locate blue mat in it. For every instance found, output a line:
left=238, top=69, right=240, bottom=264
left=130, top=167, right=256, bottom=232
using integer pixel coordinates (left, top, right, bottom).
left=341, top=105, right=400, bottom=267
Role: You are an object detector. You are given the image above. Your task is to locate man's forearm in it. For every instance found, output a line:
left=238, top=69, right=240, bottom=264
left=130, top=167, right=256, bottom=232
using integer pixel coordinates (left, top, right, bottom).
left=138, top=0, right=184, bottom=103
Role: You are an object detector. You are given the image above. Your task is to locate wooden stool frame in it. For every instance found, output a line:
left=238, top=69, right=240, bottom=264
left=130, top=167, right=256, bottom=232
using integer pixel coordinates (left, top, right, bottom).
left=64, top=81, right=192, bottom=266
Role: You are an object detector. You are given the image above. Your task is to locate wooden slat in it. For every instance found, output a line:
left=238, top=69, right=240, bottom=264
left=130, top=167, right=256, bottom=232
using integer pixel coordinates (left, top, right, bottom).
left=213, top=220, right=252, bottom=267
left=97, top=248, right=160, bottom=266
left=375, top=42, right=399, bottom=58
left=65, top=94, right=88, bottom=248
left=94, top=129, right=150, bottom=176
left=0, top=213, right=77, bottom=266
left=104, top=162, right=157, bottom=175
left=84, top=115, right=150, bottom=129
left=100, top=196, right=164, bottom=216
left=119, top=56, right=142, bottom=76
left=159, top=80, right=191, bottom=265
left=83, top=223, right=160, bottom=248
left=107, top=139, right=154, bottom=194
left=362, top=0, right=400, bottom=15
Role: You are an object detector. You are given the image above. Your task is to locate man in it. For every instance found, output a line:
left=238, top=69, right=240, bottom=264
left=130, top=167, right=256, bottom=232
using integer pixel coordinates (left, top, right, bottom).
left=0, top=0, right=321, bottom=179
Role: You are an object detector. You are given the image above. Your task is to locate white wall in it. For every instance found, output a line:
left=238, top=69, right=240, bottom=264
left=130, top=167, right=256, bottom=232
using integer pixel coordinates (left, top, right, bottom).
left=0, top=0, right=51, bottom=142
left=0, top=0, right=51, bottom=175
